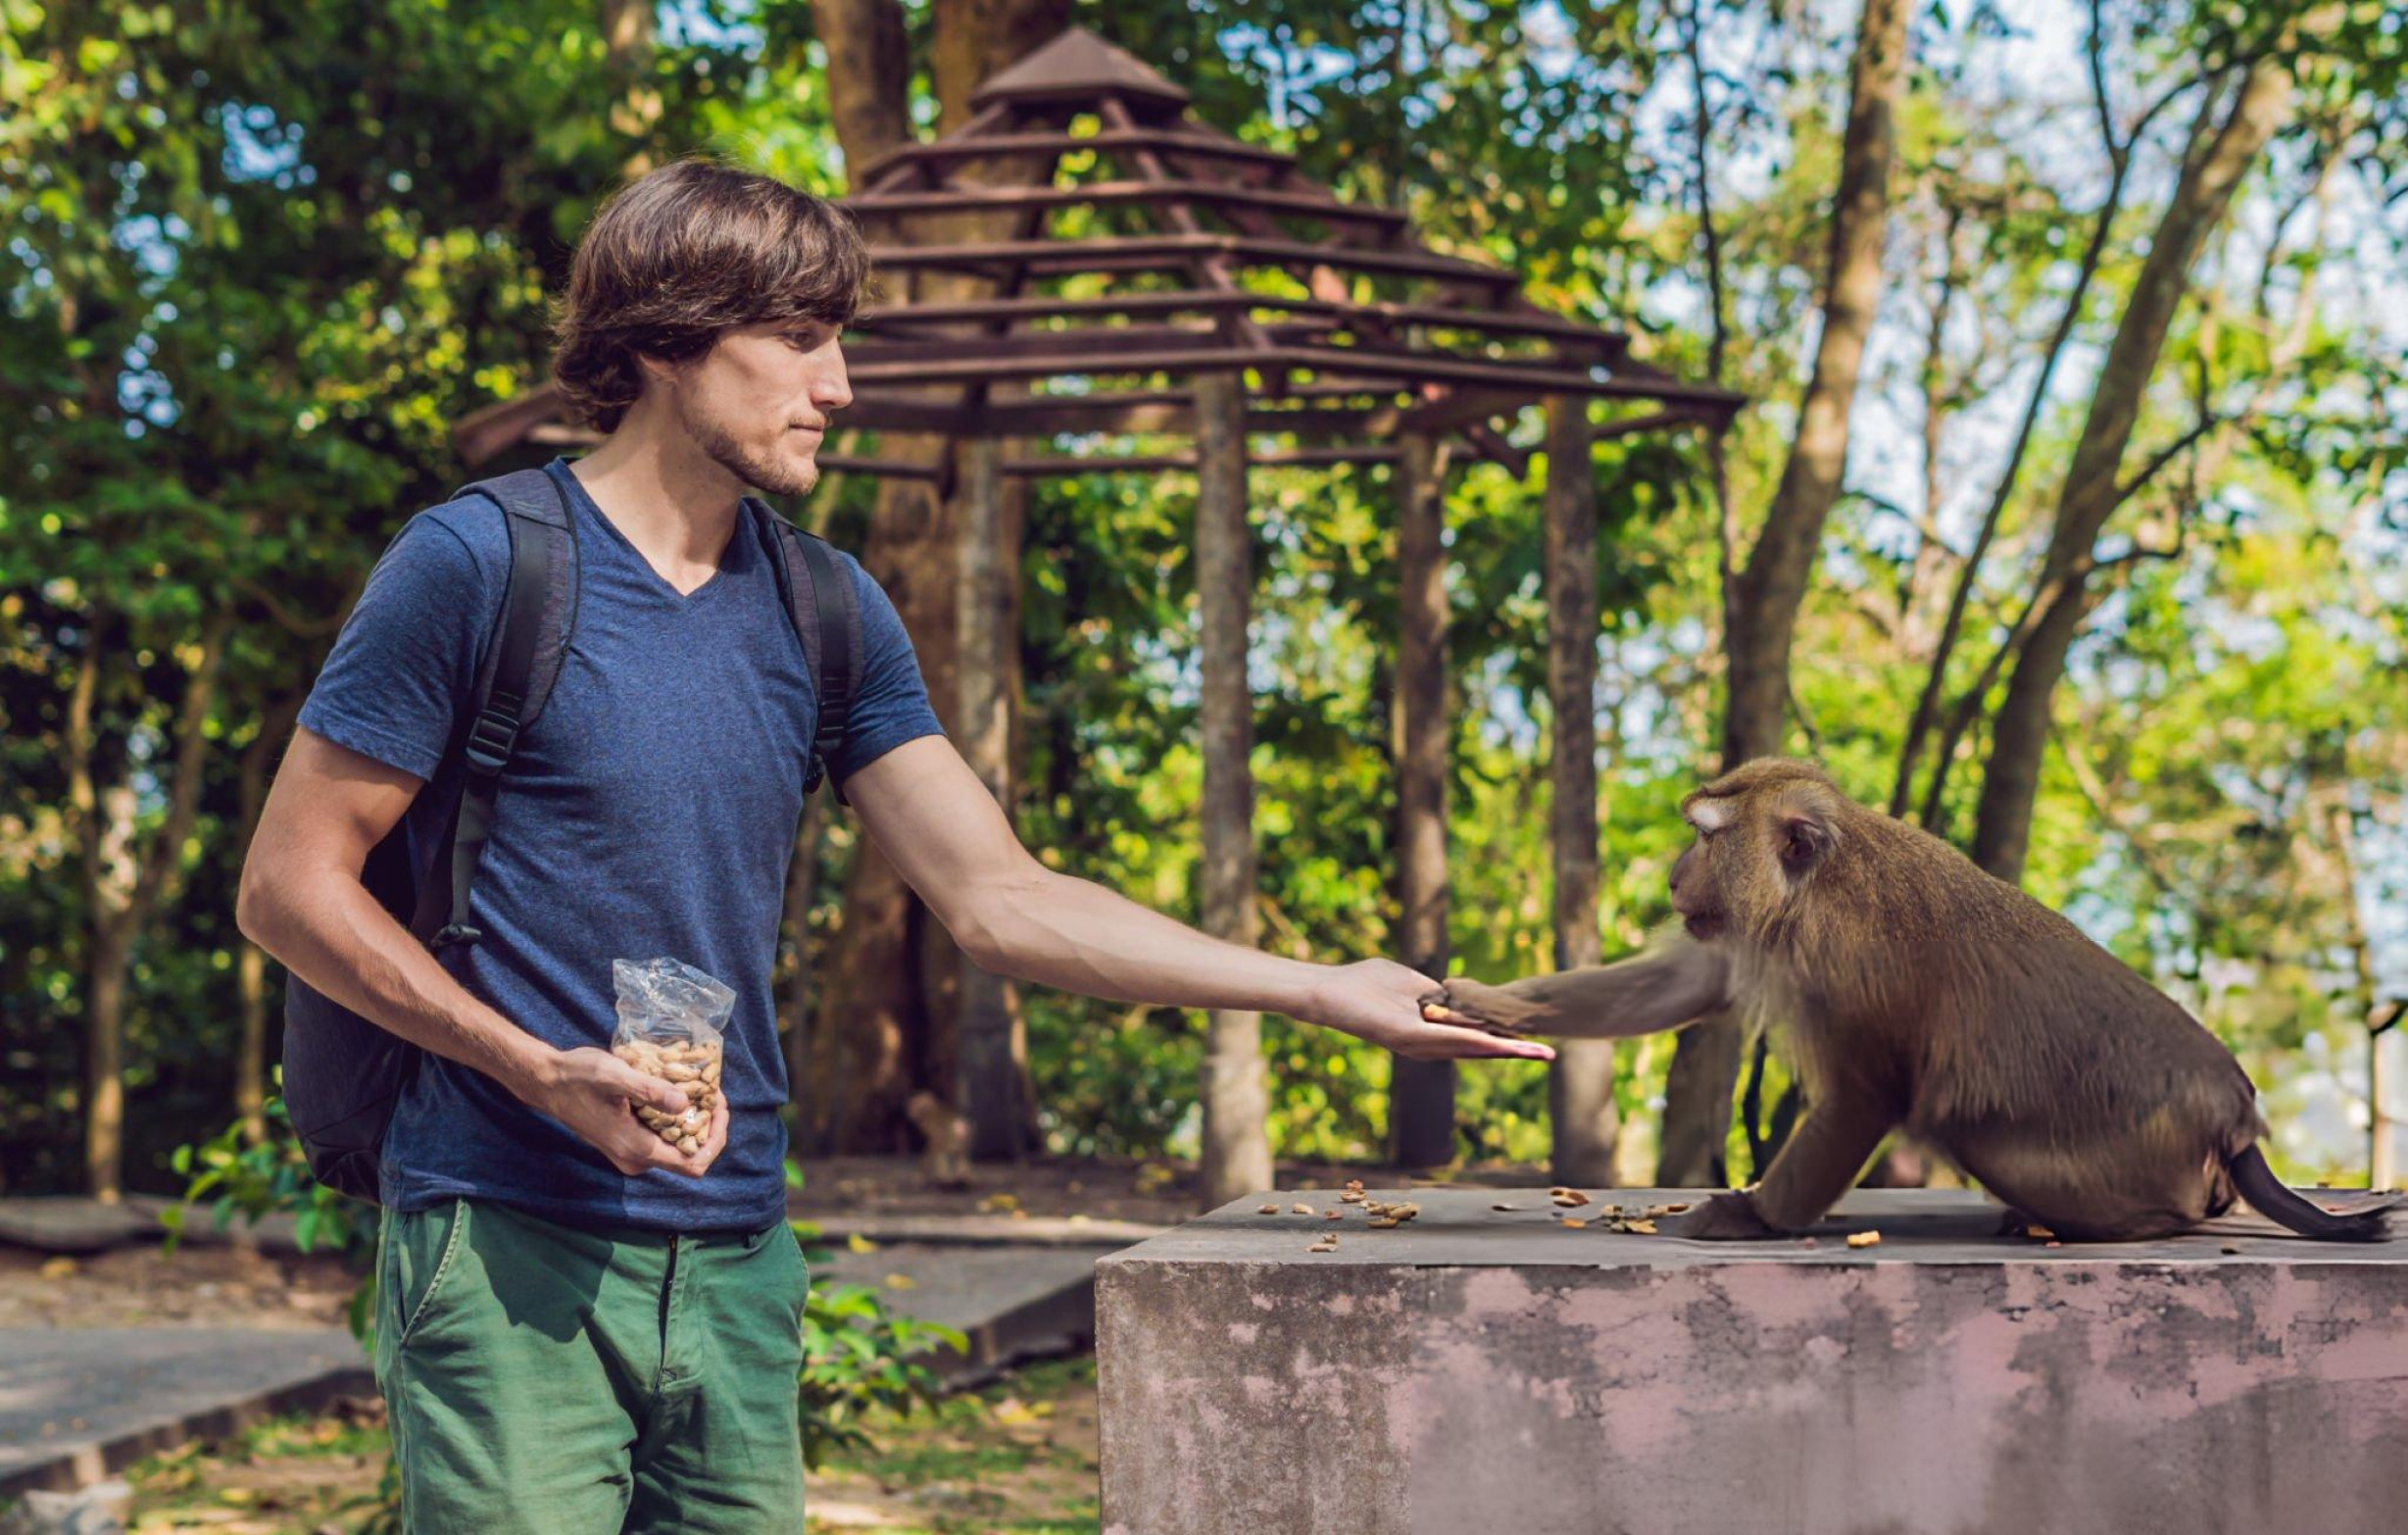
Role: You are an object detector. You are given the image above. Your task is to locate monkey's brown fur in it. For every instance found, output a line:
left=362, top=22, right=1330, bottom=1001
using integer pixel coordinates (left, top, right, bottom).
left=1432, top=758, right=2395, bottom=1243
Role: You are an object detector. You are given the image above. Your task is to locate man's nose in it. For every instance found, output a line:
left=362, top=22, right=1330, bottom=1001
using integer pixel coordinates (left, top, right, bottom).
left=814, top=346, right=853, bottom=413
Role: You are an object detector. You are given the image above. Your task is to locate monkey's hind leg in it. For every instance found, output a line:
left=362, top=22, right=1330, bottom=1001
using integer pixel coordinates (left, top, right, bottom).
left=1660, top=1099, right=1898, bottom=1241
left=1947, top=1124, right=2205, bottom=1242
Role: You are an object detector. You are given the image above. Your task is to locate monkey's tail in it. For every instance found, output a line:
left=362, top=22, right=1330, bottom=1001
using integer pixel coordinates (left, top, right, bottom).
left=2226, top=1144, right=2398, bottom=1242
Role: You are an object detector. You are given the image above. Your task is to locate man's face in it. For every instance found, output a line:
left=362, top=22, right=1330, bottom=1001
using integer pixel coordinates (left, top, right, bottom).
left=662, top=320, right=852, bottom=496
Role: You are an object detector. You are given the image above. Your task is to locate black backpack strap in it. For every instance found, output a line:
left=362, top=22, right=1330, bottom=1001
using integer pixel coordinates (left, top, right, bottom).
left=411, top=469, right=580, bottom=947
left=750, top=500, right=861, bottom=804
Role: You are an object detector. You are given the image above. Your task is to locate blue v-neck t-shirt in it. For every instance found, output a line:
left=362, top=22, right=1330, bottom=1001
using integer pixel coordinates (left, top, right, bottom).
left=295, top=459, right=943, bottom=1231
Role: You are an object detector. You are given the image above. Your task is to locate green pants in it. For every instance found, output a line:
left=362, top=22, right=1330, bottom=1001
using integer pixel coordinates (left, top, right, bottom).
left=373, top=1197, right=811, bottom=1532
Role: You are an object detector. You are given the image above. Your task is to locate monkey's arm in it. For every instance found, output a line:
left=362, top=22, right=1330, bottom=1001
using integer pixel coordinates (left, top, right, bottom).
left=1427, top=940, right=1732, bottom=1040
left=1661, top=1096, right=1899, bottom=1240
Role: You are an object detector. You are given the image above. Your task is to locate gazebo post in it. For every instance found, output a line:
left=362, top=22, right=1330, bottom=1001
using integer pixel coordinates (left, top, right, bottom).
left=1195, top=370, right=1273, bottom=1207
left=1543, top=395, right=1617, bottom=1184
left=1389, top=429, right=1456, bottom=1169
left=955, top=432, right=1036, bottom=1159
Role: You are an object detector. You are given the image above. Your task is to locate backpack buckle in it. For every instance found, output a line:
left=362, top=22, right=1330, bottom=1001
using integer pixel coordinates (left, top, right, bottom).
left=464, top=696, right=521, bottom=773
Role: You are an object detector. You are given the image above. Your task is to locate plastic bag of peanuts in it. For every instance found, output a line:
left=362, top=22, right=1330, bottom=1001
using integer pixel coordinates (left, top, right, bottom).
left=611, top=957, right=733, bottom=1157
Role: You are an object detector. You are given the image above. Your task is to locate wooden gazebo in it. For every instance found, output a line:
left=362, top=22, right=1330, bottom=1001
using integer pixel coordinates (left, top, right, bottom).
left=457, top=27, right=1742, bottom=1202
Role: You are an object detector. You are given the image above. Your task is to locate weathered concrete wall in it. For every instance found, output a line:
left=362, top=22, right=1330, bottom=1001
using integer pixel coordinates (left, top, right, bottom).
left=1097, top=1187, right=2408, bottom=1535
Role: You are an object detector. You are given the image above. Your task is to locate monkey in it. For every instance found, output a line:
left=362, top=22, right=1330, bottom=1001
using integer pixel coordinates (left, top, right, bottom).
left=1422, top=758, right=2397, bottom=1244
left=905, top=1091, right=973, bottom=1189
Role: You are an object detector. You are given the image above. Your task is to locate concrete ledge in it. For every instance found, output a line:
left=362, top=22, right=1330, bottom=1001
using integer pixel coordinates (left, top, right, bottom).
left=806, top=1212, right=1169, bottom=1248
left=1097, top=1187, right=2408, bottom=1535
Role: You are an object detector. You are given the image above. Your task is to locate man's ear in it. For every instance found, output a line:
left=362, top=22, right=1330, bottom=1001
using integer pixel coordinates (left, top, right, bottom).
left=1777, top=810, right=1836, bottom=878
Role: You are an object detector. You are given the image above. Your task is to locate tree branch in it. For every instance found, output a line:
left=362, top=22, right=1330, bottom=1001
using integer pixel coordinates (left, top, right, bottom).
left=1890, top=16, right=2138, bottom=817
left=131, top=611, right=233, bottom=924
left=236, top=575, right=353, bottom=639
left=1918, top=561, right=2087, bottom=830
left=66, top=613, right=107, bottom=905
left=2112, top=414, right=2224, bottom=507
left=2052, top=726, right=2181, bottom=898
left=2087, top=0, right=2124, bottom=171
left=1681, top=0, right=1740, bottom=635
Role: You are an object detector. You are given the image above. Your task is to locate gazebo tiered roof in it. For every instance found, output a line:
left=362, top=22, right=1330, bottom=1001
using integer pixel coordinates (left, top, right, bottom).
left=456, top=26, right=1739, bottom=472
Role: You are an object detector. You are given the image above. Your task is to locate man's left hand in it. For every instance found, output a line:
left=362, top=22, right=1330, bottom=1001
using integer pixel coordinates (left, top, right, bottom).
left=1302, top=960, right=1557, bottom=1062
left=668, top=1093, right=730, bottom=1177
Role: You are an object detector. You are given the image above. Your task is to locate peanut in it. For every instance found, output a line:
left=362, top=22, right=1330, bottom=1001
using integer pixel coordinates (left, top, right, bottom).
left=613, top=1036, right=725, bottom=1150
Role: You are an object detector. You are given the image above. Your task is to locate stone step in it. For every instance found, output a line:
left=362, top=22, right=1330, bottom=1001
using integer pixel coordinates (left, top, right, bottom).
left=0, top=1198, right=307, bottom=1259
left=0, top=1328, right=370, bottom=1499
left=812, top=1239, right=1120, bottom=1387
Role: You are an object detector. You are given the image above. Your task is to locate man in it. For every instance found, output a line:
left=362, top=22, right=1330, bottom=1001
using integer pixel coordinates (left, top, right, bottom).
left=238, top=158, right=1550, bottom=1530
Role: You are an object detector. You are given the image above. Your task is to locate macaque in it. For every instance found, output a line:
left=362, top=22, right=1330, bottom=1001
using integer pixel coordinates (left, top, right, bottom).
left=1426, top=759, right=2396, bottom=1244
left=906, top=1091, right=972, bottom=1189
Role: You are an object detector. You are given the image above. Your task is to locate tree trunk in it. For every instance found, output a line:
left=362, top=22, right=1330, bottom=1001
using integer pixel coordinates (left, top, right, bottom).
left=955, top=435, right=1040, bottom=1158
left=1195, top=371, right=1271, bottom=1206
left=1658, top=0, right=1909, bottom=1186
left=236, top=943, right=270, bottom=1146
left=234, top=692, right=305, bottom=1145
left=807, top=461, right=973, bottom=1151
left=602, top=0, right=663, bottom=175
left=811, top=0, right=912, bottom=173
left=2331, top=799, right=2400, bottom=1191
left=806, top=0, right=1057, bottom=1153
left=1969, top=62, right=2293, bottom=884
left=1542, top=398, right=1615, bottom=1185
left=781, top=791, right=825, bottom=1136
left=929, top=0, right=1070, bottom=135
left=2378, top=1011, right=2403, bottom=1194
left=83, top=917, right=130, bottom=1203
left=1389, top=432, right=1456, bottom=1169
left=68, top=611, right=229, bottom=1198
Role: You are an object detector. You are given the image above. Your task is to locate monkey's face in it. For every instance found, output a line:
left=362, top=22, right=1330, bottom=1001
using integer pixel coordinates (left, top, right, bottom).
left=1671, top=783, right=1840, bottom=941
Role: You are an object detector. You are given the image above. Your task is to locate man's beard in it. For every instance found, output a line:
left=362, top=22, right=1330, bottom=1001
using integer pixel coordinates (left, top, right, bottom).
left=683, top=396, right=819, bottom=498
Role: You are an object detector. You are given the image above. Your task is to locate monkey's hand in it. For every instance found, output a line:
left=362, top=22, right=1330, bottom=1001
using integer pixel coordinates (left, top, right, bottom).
left=1419, top=978, right=1546, bottom=1037
left=1655, top=1192, right=1783, bottom=1242
left=1421, top=946, right=1733, bottom=1041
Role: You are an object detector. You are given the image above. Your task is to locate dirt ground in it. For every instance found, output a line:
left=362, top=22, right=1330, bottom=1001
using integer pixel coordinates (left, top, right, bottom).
left=0, top=1242, right=358, bottom=1330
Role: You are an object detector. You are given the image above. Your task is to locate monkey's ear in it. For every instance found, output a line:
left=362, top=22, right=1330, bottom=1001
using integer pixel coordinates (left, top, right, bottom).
left=1777, top=812, right=1837, bottom=876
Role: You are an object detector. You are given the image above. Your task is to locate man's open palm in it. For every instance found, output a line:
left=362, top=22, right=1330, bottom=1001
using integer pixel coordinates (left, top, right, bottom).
left=1305, top=959, right=1557, bottom=1063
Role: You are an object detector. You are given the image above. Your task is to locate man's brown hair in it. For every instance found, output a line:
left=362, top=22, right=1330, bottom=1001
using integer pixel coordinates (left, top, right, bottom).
left=552, top=159, right=868, bottom=430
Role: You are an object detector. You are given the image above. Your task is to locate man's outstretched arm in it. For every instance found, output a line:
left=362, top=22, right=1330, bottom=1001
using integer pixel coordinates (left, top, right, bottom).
left=840, top=737, right=1553, bottom=1064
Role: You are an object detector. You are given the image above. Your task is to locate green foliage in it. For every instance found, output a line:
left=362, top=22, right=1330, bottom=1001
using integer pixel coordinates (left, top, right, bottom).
left=793, top=1265, right=966, bottom=1469
left=9, top=0, right=2408, bottom=1199
left=162, top=1087, right=383, bottom=1339
left=784, top=1162, right=966, bottom=1467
